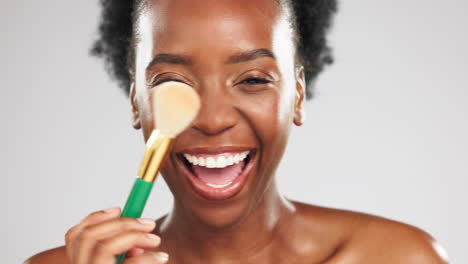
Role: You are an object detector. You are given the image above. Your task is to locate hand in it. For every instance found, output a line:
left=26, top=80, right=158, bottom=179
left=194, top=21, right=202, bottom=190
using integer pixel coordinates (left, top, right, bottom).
left=65, top=207, right=169, bottom=264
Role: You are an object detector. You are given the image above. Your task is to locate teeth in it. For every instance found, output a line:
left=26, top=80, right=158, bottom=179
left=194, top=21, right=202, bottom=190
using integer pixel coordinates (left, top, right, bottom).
left=198, top=157, right=206, bottom=166
left=226, top=156, right=234, bottom=166
left=233, top=154, right=240, bottom=164
left=240, top=151, right=248, bottom=159
left=183, top=151, right=250, bottom=169
left=216, top=156, right=226, bottom=168
left=206, top=157, right=216, bottom=168
left=207, top=182, right=232, bottom=188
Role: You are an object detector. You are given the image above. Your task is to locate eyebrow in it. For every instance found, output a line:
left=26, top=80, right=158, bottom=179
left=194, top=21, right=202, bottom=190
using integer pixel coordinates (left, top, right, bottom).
left=146, top=53, right=193, bottom=71
left=225, top=48, right=276, bottom=64
left=146, top=48, right=276, bottom=71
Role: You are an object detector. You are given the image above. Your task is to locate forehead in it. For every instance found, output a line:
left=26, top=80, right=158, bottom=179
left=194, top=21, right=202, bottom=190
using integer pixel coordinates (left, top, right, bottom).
left=138, top=0, right=287, bottom=55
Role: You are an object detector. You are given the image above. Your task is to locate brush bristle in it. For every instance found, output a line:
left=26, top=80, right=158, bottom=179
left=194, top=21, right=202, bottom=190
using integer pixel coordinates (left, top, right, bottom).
left=152, top=81, right=201, bottom=137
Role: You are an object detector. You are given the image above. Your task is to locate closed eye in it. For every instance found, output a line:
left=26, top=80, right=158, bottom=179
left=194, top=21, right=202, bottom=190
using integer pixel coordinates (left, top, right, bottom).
left=241, top=77, right=271, bottom=85
left=151, top=77, right=187, bottom=87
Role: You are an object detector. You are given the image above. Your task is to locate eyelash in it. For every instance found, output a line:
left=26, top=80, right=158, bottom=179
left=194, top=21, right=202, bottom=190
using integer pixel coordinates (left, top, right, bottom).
left=151, top=77, right=271, bottom=87
left=151, top=77, right=185, bottom=87
left=240, top=77, right=271, bottom=85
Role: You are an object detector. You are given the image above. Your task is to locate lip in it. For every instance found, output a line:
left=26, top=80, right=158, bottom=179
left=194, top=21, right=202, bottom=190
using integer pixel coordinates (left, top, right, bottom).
left=175, top=147, right=256, bottom=201
left=178, top=146, right=253, bottom=155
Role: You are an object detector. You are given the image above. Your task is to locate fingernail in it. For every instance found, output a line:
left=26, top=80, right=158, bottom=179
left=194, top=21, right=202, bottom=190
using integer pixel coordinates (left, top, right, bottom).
left=137, top=218, right=156, bottom=226
left=103, top=207, right=120, bottom=213
left=146, top=233, right=161, bottom=243
left=155, top=252, right=169, bottom=262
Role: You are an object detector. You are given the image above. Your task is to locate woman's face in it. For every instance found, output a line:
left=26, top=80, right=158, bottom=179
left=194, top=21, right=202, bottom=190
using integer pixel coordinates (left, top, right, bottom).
left=130, top=0, right=305, bottom=227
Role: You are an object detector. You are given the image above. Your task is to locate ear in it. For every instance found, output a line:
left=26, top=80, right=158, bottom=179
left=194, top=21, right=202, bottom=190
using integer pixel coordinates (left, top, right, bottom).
left=130, top=82, right=141, bottom=129
left=293, top=66, right=306, bottom=126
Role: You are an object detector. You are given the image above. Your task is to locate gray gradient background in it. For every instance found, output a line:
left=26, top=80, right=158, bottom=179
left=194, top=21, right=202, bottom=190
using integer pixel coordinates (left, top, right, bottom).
left=2, top=0, right=467, bottom=263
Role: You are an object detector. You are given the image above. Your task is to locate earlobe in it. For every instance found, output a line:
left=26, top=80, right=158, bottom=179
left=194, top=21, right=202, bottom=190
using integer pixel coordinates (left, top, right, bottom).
left=130, top=82, right=141, bottom=129
left=293, top=66, right=306, bottom=126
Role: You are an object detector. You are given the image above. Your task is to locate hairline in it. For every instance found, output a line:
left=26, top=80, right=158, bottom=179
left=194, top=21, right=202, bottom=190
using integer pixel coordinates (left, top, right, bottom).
left=126, top=0, right=301, bottom=81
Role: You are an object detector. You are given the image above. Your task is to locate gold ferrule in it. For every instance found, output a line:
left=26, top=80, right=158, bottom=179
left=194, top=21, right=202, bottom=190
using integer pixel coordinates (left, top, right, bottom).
left=138, top=130, right=174, bottom=182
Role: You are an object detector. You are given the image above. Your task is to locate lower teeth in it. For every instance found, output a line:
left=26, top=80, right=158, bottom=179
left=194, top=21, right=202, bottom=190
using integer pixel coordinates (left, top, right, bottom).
left=206, top=182, right=233, bottom=188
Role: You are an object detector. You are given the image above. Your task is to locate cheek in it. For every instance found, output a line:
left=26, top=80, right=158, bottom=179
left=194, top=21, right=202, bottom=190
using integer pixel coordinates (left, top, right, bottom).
left=136, top=89, right=157, bottom=141
left=240, top=87, right=294, bottom=145
left=247, top=94, right=281, bottom=141
left=237, top=89, right=293, bottom=163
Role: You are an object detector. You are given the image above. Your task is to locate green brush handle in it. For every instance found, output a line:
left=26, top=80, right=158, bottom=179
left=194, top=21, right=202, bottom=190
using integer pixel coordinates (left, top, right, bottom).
left=115, top=178, right=154, bottom=264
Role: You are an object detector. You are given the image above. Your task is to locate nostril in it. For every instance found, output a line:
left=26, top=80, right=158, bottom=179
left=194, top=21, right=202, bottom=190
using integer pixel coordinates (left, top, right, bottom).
left=190, top=94, right=239, bottom=135
left=192, top=123, right=235, bottom=135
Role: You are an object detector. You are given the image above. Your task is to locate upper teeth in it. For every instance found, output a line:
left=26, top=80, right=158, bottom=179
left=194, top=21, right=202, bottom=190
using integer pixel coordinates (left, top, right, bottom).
left=183, top=151, right=250, bottom=169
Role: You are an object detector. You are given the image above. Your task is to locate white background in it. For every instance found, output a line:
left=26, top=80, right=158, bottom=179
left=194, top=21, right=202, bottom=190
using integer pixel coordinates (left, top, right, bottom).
left=2, top=0, right=467, bottom=263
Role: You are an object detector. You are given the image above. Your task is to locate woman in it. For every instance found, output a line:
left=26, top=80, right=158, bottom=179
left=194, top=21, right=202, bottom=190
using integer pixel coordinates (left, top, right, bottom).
left=26, top=0, right=448, bottom=263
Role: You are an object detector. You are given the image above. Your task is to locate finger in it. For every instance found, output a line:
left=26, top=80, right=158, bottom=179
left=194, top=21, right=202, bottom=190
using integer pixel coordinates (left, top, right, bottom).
left=91, top=232, right=161, bottom=264
left=126, top=248, right=145, bottom=258
left=66, top=207, right=121, bottom=246
left=80, top=207, right=122, bottom=228
left=65, top=207, right=121, bottom=262
left=75, top=218, right=156, bottom=264
left=124, top=252, right=169, bottom=264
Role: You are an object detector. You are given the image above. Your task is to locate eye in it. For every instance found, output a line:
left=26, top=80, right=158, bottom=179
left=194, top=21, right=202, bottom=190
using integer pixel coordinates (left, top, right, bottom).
left=236, top=74, right=275, bottom=94
left=240, top=77, right=271, bottom=85
left=151, top=77, right=186, bottom=87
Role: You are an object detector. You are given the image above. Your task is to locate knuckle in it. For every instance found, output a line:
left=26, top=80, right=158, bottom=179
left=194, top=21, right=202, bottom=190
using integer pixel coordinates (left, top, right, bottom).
left=93, top=240, right=110, bottom=256
left=64, top=228, right=74, bottom=244
left=122, top=218, right=140, bottom=229
left=65, top=225, right=80, bottom=244
left=76, top=226, right=93, bottom=244
left=84, top=210, right=103, bottom=221
left=88, top=209, right=103, bottom=217
left=126, top=231, right=141, bottom=241
left=84, top=208, right=110, bottom=221
left=129, top=231, right=150, bottom=244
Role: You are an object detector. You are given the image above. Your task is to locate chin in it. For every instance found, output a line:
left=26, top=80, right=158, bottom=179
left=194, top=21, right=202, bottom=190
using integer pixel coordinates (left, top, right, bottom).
left=185, top=198, right=256, bottom=230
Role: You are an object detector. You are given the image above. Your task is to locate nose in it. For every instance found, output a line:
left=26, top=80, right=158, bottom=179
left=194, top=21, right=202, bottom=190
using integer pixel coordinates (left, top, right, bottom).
left=191, top=88, right=238, bottom=135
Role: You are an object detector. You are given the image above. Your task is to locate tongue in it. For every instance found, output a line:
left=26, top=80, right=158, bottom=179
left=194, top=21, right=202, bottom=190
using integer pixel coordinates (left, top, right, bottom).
left=192, top=161, right=244, bottom=186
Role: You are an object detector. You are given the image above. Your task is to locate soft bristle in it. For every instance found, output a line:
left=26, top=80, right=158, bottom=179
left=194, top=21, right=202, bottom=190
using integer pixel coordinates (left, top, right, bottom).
left=152, top=81, right=201, bottom=137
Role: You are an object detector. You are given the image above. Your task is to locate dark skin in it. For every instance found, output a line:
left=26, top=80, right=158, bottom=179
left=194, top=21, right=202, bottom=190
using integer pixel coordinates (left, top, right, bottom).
left=25, top=0, right=448, bottom=263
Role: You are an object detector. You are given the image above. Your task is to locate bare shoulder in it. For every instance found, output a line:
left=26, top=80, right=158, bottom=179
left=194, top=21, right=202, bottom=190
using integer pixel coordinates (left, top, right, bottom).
left=23, top=246, right=67, bottom=264
left=291, top=201, right=449, bottom=264
left=344, top=215, right=450, bottom=263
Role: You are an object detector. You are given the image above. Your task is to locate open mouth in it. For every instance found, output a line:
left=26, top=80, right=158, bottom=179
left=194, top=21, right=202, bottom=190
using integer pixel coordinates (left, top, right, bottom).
left=176, top=149, right=256, bottom=200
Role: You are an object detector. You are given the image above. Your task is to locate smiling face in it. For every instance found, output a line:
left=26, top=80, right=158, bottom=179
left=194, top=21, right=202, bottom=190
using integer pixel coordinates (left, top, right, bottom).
left=130, top=0, right=305, bottom=227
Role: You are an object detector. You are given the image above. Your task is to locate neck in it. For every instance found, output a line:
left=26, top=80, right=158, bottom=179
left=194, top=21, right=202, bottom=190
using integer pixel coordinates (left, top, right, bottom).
left=160, top=181, right=296, bottom=263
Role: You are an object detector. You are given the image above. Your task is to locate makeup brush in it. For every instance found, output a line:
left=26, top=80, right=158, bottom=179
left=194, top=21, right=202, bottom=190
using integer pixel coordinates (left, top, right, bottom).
left=116, top=81, right=200, bottom=264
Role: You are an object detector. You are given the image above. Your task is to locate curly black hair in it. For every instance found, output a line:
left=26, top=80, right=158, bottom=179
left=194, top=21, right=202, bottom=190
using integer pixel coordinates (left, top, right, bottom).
left=90, top=0, right=337, bottom=99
